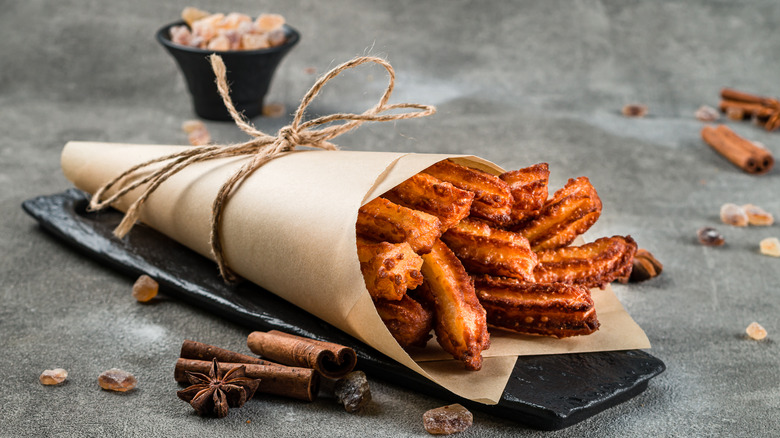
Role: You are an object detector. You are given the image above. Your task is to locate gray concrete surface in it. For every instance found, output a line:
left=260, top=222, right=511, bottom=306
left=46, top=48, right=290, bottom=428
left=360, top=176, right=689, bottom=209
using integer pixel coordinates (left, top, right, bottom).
left=2, top=0, right=779, bottom=436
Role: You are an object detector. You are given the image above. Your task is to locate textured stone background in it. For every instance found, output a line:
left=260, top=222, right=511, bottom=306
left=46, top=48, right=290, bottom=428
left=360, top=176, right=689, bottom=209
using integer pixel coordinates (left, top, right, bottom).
left=2, top=1, right=779, bottom=436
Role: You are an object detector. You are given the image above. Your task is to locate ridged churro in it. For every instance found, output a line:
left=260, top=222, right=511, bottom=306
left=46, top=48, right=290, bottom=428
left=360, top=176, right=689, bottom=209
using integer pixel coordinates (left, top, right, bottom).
left=474, top=275, right=599, bottom=338
left=534, top=235, right=637, bottom=289
left=441, top=218, right=537, bottom=281
left=512, top=176, right=602, bottom=251
left=357, top=237, right=424, bottom=301
left=383, top=173, right=475, bottom=232
left=423, top=159, right=513, bottom=226
left=357, top=197, right=442, bottom=254
left=499, top=163, right=550, bottom=224
left=419, top=239, right=490, bottom=370
left=374, top=294, right=434, bottom=348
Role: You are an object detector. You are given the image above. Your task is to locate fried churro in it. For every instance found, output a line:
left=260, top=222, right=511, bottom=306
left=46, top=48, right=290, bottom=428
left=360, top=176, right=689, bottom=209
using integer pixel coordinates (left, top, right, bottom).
left=383, top=173, right=475, bottom=232
left=357, top=237, right=424, bottom=301
left=423, top=160, right=513, bottom=226
left=419, top=239, right=490, bottom=370
left=473, top=275, right=599, bottom=338
left=512, top=176, right=602, bottom=251
left=357, top=197, right=442, bottom=254
left=499, top=163, right=549, bottom=224
left=374, top=294, right=434, bottom=348
left=441, top=218, right=537, bottom=281
left=533, top=235, right=637, bottom=288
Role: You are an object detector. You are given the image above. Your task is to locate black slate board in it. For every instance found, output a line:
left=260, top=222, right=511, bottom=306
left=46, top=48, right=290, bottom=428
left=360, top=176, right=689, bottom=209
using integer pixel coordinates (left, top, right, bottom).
left=22, top=189, right=665, bottom=430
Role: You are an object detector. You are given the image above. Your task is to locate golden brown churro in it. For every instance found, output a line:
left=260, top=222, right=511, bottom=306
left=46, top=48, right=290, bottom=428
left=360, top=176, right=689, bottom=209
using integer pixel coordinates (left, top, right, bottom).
left=357, top=161, right=641, bottom=369
left=441, top=218, right=537, bottom=281
left=356, top=197, right=442, bottom=253
left=374, top=294, right=434, bottom=348
left=534, top=236, right=637, bottom=289
left=383, top=173, right=475, bottom=232
left=423, top=159, right=513, bottom=226
left=356, top=237, right=424, bottom=301
left=473, top=275, right=599, bottom=338
left=499, top=163, right=550, bottom=224
left=512, top=176, right=602, bottom=251
left=419, top=239, right=490, bottom=370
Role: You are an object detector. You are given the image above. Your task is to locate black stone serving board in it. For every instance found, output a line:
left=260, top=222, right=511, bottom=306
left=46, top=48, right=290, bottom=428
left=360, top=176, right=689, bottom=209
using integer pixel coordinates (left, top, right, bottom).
left=22, top=189, right=665, bottom=430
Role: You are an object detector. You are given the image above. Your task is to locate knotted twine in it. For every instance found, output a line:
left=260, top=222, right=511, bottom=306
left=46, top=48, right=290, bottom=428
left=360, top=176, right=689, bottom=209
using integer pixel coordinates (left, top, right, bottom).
left=88, top=55, right=436, bottom=281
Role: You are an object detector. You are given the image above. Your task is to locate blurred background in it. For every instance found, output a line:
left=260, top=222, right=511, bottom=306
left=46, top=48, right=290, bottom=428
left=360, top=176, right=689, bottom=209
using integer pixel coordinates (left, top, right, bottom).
left=2, top=1, right=779, bottom=436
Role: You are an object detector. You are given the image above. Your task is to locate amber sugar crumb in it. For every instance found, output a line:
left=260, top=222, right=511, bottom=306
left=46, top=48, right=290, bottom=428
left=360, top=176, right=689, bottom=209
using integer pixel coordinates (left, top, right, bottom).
left=743, top=204, right=774, bottom=226
left=720, top=203, right=748, bottom=227
left=132, top=274, right=159, bottom=303
left=39, top=368, right=68, bottom=385
left=746, top=322, right=767, bottom=340
left=181, top=7, right=210, bottom=27
left=726, top=106, right=745, bottom=120
left=423, top=404, right=473, bottom=435
left=695, top=105, right=720, bottom=122
left=181, top=120, right=211, bottom=146
left=759, top=237, right=780, bottom=257
left=697, top=227, right=725, bottom=246
left=170, top=9, right=288, bottom=51
left=334, top=371, right=372, bottom=413
left=98, top=368, right=137, bottom=392
left=622, top=104, right=648, bottom=118
left=256, top=13, right=285, bottom=32
left=262, top=102, right=285, bottom=118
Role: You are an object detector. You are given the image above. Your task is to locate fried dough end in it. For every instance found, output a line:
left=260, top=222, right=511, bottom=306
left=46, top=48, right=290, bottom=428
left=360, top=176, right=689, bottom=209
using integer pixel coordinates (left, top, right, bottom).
left=419, top=239, right=490, bottom=370
left=422, top=159, right=513, bottom=226
left=534, top=235, right=638, bottom=289
left=512, top=176, right=602, bottom=251
left=441, top=218, right=538, bottom=281
left=357, top=197, right=442, bottom=254
left=374, top=294, right=434, bottom=349
left=473, top=275, right=599, bottom=338
left=500, top=163, right=550, bottom=224
left=383, top=173, right=475, bottom=232
left=357, top=237, right=424, bottom=301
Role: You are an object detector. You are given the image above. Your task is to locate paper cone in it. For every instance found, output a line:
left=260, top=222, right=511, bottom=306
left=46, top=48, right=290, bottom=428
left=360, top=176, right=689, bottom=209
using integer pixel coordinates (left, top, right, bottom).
left=61, top=141, right=650, bottom=404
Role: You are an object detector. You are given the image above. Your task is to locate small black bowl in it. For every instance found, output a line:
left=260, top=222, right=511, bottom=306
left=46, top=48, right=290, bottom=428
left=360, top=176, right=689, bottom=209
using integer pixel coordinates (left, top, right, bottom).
left=156, top=21, right=300, bottom=121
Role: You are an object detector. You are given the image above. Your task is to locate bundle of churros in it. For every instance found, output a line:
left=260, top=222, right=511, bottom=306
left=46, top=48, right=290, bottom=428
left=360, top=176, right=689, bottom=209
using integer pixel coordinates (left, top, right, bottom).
left=356, top=160, right=637, bottom=370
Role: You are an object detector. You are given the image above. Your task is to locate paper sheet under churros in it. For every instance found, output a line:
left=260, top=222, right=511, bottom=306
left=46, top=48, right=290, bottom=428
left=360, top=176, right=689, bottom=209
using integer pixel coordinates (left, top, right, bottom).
left=61, top=141, right=650, bottom=404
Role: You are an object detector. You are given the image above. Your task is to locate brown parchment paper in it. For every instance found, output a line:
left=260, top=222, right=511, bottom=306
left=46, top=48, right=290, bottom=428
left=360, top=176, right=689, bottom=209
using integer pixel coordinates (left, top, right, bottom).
left=61, top=141, right=650, bottom=404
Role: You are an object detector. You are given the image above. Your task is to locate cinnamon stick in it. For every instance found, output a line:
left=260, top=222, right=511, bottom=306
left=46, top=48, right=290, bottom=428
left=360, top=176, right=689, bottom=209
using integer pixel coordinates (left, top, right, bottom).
left=721, top=88, right=779, bottom=107
left=719, top=88, right=780, bottom=131
left=719, top=101, right=776, bottom=119
left=247, top=330, right=357, bottom=379
left=701, top=125, right=774, bottom=174
left=180, top=339, right=279, bottom=366
left=174, top=358, right=320, bottom=401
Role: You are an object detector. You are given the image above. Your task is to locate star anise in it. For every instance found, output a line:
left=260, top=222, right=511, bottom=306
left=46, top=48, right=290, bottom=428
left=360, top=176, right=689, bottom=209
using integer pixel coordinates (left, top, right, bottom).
left=176, top=358, right=261, bottom=418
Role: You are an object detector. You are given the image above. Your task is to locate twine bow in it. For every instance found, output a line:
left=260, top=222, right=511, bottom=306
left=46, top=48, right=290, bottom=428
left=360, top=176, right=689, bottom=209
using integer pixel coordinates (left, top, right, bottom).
left=88, top=55, right=436, bottom=281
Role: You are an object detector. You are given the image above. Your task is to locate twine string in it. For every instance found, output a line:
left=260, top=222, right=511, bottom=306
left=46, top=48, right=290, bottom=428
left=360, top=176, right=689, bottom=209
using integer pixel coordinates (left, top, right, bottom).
left=88, top=54, right=436, bottom=281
